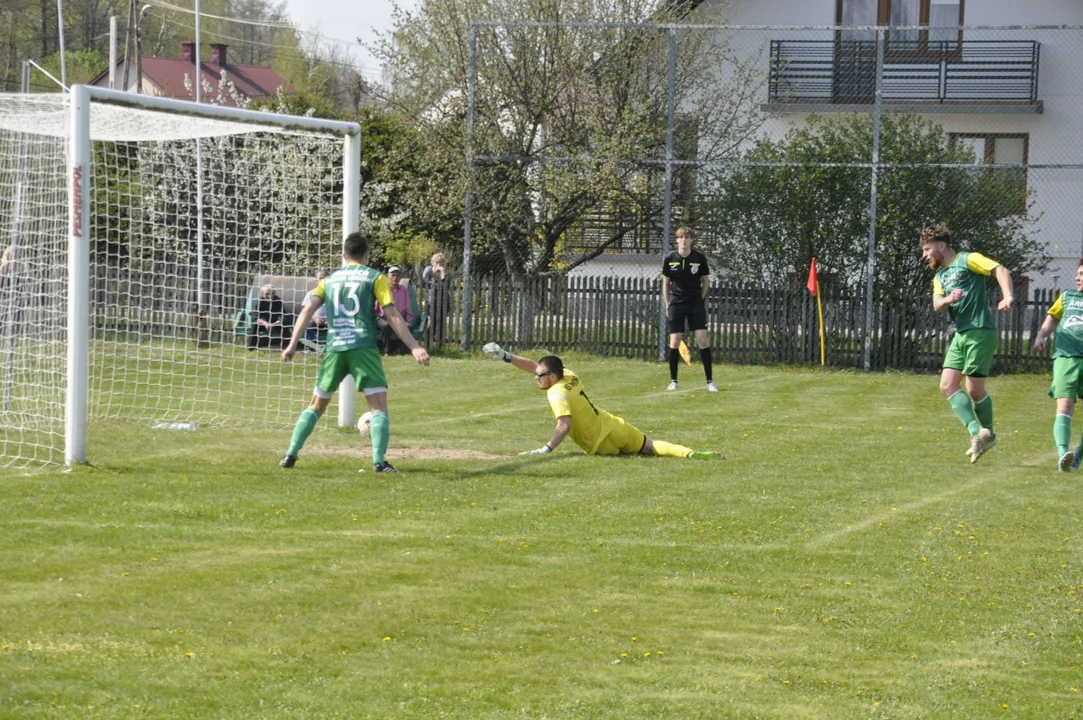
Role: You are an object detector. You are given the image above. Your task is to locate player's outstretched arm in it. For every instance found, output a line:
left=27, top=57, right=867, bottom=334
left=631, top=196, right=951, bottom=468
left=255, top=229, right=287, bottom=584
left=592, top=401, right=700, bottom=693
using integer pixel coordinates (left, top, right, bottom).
left=483, top=342, right=538, bottom=374
left=1034, top=314, right=1058, bottom=352
left=520, top=416, right=571, bottom=455
left=282, top=299, right=320, bottom=361
left=382, top=305, right=430, bottom=366
left=994, top=265, right=1015, bottom=312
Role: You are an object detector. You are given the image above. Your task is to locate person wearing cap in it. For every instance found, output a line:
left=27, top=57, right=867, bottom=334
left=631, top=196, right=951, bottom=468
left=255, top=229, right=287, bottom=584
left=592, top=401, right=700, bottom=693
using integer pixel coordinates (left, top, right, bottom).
left=376, top=265, right=414, bottom=355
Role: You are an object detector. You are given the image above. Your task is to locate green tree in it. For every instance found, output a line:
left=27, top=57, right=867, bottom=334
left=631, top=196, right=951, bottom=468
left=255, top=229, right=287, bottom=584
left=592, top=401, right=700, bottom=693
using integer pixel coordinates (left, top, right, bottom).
left=37, top=48, right=107, bottom=88
left=701, top=113, right=1046, bottom=302
left=376, top=0, right=766, bottom=281
left=355, top=107, right=440, bottom=271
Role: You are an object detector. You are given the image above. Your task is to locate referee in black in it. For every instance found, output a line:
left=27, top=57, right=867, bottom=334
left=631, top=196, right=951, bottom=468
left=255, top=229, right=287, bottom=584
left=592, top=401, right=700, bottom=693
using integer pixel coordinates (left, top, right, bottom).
left=661, top=226, right=717, bottom=392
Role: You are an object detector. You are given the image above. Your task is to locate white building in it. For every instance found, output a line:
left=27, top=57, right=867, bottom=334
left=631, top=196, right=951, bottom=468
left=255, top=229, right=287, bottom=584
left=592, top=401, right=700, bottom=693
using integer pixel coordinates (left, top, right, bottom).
left=573, top=1, right=1083, bottom=289
left=706, top=0, right=1083, bottom=290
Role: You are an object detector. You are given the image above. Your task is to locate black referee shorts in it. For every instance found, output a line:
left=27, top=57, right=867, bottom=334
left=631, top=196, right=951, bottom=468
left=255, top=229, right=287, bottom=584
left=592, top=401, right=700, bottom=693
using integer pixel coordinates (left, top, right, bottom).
left=667, top=301, right=707, bottom=334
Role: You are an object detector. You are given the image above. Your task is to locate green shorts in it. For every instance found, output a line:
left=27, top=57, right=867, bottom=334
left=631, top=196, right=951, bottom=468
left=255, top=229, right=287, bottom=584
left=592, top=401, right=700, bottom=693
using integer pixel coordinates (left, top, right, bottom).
left=313, top=347, right=387, bottom=399
left=1049, top=356, right=1083, bottom=400
left=943, top=328, right=998, bottom=377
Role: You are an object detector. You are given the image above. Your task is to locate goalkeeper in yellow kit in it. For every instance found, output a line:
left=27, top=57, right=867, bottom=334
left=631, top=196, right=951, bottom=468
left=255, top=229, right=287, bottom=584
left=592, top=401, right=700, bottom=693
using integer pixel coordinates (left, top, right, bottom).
left=483, top=343, right=719, bottom=460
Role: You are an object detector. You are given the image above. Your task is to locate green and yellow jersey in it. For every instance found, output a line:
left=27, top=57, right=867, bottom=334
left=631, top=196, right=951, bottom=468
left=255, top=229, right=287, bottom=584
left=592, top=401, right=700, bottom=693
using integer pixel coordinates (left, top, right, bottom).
left=1047, top=290, right=1083, bottom=359
left=313, top=263, right=393, bottom=352
left=545, top=371, right=621, bottom=455
left=933, top=251, right=1000, bottom=333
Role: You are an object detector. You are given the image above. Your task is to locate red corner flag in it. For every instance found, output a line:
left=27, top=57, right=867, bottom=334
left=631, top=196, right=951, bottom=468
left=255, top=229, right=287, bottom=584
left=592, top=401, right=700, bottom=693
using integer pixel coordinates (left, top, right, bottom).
left=806, top=258, right=819, bottom=296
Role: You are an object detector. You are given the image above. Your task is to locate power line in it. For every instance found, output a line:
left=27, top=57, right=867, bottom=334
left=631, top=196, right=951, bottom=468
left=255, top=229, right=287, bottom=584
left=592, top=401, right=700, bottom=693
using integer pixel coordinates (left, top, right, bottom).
left=142, top=0, right=367, bottom=49
left=149, top=12, right=386, bottom=82
left=144, top=0, right=294, bottom=28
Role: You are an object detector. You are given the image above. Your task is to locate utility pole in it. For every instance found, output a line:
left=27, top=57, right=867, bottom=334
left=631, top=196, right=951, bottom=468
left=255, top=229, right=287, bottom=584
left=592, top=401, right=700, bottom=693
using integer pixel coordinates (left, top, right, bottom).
left=109, top=15, right=117, bottom=89
left=56, top=0, right=67, bottom=87
left=135, top=4, right=150, bottom=94
left=121, top=0, right=134, bottom=91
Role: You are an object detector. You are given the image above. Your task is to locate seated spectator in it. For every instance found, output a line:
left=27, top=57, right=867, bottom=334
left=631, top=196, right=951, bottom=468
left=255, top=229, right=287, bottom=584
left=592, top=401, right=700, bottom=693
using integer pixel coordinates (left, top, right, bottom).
left=0, top=246, right=17, bottom=289
left=247, top=284, right=285, bottom=350
left=376, top=266, right=414, bottom=355
left=303, top=270, right=329, bottom=348
left=0, top=246, right=24, bottom=339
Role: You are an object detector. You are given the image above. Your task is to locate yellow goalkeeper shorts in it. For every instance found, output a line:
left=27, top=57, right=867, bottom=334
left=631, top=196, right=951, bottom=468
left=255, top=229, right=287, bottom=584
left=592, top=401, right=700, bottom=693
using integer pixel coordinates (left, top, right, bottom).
left=592, top=416, right=646, bottom=456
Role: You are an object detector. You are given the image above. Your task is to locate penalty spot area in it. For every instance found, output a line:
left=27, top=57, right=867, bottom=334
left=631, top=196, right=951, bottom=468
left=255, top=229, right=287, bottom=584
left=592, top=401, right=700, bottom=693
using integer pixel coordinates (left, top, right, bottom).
left=309, top=446, right=506, bottom=462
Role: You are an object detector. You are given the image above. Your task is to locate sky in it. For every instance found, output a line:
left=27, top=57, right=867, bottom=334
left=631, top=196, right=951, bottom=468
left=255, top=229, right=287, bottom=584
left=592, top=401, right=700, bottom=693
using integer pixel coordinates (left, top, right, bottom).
left=281, top=0, right=417, bottom=84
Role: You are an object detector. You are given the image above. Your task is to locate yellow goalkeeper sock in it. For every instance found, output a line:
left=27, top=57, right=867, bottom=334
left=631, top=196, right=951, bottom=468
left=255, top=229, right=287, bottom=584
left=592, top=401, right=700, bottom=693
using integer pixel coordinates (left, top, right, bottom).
left=652, top=440, right=694, bottom=458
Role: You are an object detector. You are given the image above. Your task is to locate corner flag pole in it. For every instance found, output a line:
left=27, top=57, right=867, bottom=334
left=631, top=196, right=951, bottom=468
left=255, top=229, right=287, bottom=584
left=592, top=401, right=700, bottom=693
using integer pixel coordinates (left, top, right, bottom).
left=807, top=258, right=825, bottom=370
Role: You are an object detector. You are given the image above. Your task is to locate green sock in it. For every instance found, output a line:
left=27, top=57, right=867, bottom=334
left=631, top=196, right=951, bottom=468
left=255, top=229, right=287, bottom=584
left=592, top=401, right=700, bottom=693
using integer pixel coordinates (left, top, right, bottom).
left=973, top=395, right=994, bottom=432
left=948, top=390, right=981, bottom=437
left=370, top=411, right=390, bottom=465
left=287, top=408, right=321, bottom=456
left=1055, top=414, right=1073, bottom=457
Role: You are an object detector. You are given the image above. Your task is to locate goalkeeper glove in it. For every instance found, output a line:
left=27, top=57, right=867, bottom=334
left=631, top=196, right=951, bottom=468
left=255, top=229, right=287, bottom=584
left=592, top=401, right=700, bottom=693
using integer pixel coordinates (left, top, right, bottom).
left=518, top=445, right=553, bottom=456
left=482, top=342, right=512, bottom=362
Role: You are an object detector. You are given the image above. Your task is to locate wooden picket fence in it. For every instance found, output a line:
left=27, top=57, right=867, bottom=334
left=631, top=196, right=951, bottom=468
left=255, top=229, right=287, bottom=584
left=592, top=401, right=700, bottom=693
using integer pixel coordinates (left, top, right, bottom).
left=435, top=274, right=1058, bottom=373
left=85, top=263, right=1059, bottom=374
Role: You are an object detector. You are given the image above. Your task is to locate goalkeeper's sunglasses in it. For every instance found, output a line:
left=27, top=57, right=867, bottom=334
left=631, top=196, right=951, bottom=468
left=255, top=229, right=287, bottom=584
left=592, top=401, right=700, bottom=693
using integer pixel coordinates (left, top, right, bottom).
left=535, top=371, right=553, bottom=378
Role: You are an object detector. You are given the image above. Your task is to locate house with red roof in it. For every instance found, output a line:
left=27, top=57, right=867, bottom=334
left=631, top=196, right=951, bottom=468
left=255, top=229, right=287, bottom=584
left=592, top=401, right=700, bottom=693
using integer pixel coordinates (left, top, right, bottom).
left=90, top=42, right=291, bottom=106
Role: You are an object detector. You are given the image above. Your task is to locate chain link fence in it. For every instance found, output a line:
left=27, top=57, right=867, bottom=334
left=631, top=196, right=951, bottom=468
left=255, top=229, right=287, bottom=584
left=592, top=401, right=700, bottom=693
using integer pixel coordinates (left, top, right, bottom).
left=444, top=20, right=1083, bottom=372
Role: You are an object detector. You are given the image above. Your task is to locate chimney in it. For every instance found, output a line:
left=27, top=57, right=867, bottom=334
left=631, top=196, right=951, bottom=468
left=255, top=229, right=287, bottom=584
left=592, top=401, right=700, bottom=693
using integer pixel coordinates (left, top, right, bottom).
left=210, top=44, right=227, bottom=66
left=181, top=41, right=195, bottom=62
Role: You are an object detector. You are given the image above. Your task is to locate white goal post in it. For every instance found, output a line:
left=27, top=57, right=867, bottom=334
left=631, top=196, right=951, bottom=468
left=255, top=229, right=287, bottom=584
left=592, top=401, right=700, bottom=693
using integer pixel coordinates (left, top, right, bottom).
left=0, top=87, right=362, bottom=467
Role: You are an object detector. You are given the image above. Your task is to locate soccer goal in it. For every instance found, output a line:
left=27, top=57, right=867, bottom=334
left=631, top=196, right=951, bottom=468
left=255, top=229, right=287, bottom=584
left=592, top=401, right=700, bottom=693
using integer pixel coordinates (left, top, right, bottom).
left=0, top=87, right=361, bottom=468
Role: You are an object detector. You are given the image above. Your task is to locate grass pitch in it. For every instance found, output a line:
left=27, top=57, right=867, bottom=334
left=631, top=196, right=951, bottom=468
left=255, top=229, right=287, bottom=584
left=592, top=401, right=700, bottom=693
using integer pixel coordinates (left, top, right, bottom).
left=1, top=355, right=1081, bottom=718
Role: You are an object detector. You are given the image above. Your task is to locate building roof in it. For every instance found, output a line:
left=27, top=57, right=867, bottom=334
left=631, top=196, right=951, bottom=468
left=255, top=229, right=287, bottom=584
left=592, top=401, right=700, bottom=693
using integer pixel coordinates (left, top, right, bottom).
left=90, top=56, right=292, bottom=106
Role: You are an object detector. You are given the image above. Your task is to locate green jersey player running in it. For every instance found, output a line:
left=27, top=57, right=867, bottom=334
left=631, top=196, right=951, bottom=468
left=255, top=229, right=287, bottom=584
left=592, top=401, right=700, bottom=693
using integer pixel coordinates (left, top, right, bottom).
left=280, top=232, right=430, bottom=472
left=1033, top=259, right=1083, bottom=471
left=921, top=223, right=1014, bottom=464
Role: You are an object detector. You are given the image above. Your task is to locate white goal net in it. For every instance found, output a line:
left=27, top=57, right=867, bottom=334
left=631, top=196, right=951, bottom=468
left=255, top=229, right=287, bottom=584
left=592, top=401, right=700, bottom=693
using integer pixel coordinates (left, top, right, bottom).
left=0, top=90, right=360, bottom=468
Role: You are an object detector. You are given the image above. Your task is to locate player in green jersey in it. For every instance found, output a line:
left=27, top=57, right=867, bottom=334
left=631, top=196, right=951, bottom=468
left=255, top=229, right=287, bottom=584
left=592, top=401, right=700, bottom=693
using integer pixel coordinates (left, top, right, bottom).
left=1033, top=260, right=1083, bottom=471
left=921, top=223, right=1014, bottom=464
left=280, top=232, right=430, bottom=473
left=482, top=343, right=720, bottom=460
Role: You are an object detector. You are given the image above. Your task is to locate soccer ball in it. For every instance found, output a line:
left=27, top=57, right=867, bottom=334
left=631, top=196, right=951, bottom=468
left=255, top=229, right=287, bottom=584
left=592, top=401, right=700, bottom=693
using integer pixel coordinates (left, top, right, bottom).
left=357, top=411, right=373, bottom=438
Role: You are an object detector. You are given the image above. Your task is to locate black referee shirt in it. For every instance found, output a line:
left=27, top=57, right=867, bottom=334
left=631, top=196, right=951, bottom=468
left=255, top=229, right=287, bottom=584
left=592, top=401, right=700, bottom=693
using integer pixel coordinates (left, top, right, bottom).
left=662, top=250, right=710, bottom=305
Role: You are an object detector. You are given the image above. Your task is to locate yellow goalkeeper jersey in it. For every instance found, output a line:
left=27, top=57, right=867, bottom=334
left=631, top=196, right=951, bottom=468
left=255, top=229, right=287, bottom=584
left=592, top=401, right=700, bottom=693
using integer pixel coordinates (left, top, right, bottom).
left=546, top=371, right=621, bottom=455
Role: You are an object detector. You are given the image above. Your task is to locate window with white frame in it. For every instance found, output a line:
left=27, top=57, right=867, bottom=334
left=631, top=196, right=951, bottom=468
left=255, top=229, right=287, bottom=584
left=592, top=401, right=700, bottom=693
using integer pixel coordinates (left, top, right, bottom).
left=837, top=0, right=963, bottom=47
left=952, top=132, right=1028, bottom=215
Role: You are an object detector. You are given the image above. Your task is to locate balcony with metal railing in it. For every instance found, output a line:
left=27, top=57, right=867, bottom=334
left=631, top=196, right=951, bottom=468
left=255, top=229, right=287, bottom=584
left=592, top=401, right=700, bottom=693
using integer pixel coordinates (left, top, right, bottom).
left=765, top=39, right=1042, bottom=114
